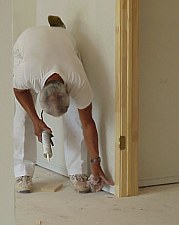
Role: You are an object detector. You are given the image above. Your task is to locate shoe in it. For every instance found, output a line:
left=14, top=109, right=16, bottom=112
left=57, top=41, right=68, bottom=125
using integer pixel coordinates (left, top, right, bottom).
left=15, top=176, right=33, bottom=193
left=69, top=174, right=90, bottom=193
left=48, top=15, right=66, bottom=28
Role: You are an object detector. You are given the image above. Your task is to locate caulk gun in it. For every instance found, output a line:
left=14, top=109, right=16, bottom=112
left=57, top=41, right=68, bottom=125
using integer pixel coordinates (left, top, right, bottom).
left=42, top=130, right=54, bottom=162
left=40, top=110, right=54, bottom=162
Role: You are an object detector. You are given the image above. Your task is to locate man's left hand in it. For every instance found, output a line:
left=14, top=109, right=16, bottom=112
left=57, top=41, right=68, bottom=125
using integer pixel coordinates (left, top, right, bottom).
left=91, top=163, right=114, bottom=186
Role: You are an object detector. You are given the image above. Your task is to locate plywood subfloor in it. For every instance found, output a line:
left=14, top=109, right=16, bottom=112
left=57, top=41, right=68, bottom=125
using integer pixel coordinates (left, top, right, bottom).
left=16, top=166, right=179, bottom=225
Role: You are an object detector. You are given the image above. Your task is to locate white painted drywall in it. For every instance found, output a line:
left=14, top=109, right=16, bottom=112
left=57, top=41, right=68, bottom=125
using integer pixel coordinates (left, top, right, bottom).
left=36, top=0, right=116, bottom=187
left=139, top=0, right=179, bottom=186
left=13, top=0, right=36, bottom=42
left=0, top=0, right=14, bottom=224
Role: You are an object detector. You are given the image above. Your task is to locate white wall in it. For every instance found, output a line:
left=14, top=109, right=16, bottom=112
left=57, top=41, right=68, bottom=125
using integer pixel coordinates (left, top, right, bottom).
left=36, top=0, right=116, bottom=185
left=13, top=0, right=36, bottom=41
left=139, top=0, right=179, bottom=186
left=0, top=0, right=14, bottom=224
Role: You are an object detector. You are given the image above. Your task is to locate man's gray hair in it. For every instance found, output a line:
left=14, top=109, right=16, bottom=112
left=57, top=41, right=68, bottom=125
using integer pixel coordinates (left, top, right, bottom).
left=39, top=81, right=70, bottom=117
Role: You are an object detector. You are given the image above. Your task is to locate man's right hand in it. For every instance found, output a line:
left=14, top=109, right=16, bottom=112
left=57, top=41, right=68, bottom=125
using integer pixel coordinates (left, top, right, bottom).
left=33, top=119, right=52, bottom=142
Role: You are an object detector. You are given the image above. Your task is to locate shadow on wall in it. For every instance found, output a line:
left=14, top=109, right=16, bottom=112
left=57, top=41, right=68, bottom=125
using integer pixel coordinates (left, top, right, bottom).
left=71, top=16, right=115, bottom=178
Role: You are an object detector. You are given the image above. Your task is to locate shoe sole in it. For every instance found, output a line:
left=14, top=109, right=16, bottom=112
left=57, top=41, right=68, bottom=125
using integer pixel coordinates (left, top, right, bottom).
left=16, top=190, right=31, bottom=194
left=78, top=190, right=91, bottom=193
left=77, top=188, right=91, bottom=193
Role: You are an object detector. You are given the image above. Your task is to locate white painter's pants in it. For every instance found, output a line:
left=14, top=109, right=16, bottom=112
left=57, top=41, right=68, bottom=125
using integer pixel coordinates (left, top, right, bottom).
left=14, top=90, right=88, bottom=178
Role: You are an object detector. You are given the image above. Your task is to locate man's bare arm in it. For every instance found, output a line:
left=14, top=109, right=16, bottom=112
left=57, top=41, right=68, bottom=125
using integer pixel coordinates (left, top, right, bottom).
left=78, top=103, right=113, bottom=185
left=78, top=103, right=99, bottom=159
left=13, top=88, right=51, bottom=141
left=14, top=89, right=39, bottom=123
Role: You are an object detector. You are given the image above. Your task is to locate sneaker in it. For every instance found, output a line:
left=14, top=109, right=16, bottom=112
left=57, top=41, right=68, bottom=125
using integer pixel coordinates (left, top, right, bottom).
left=69, top=174, right=90, bottom=193
left=15, top=176, right=33, bottom=193
left=48, top=15, right=66, bottom=28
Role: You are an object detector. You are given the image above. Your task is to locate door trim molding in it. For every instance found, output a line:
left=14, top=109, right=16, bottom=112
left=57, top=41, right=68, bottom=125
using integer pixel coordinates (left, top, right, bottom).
left=115, top=0, right=139, bottom=197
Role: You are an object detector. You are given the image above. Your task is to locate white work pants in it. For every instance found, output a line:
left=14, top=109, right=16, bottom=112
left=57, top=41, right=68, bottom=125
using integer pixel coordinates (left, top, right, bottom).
left=14, top=91, right=88, bottom=178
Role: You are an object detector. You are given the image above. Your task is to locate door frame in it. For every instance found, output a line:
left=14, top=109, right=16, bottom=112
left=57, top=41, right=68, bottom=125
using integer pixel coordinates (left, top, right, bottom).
left=115, top=0, right=139, bottom=197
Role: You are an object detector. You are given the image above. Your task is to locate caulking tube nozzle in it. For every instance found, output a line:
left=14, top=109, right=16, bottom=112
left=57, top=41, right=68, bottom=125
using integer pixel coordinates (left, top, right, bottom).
left=47, top=153, right=50, bottom=162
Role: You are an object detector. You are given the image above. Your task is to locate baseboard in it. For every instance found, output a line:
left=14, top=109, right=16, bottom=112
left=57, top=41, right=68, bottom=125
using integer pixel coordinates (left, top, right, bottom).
left=139, top=174, right=179, bottom=187
left=102, top=185, right=115, bottom=195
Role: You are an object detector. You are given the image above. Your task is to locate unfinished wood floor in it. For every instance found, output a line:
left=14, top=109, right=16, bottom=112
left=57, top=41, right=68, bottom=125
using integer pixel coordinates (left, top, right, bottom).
left=16, top=166, right=179, bottom=225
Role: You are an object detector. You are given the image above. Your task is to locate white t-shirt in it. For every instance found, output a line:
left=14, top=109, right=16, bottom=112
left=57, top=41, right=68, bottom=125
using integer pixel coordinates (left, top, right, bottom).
left=13, top=26, right=93, bottom=109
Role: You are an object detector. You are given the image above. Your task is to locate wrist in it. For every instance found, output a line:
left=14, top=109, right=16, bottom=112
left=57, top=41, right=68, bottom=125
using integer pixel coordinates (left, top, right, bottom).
left=90, top=156, right=101, bottom=165
left=32, top=117, right=41, bottom=124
